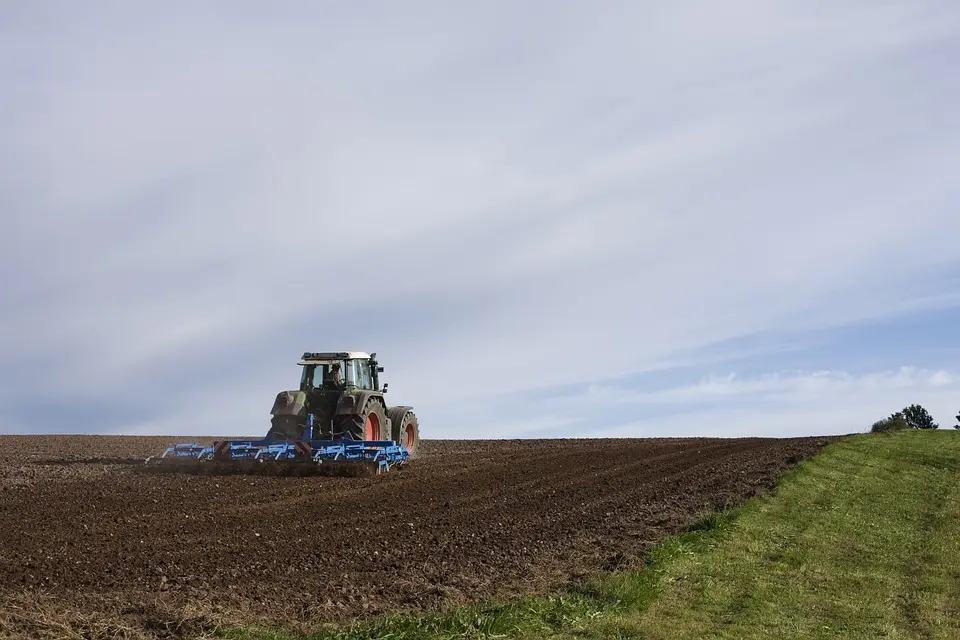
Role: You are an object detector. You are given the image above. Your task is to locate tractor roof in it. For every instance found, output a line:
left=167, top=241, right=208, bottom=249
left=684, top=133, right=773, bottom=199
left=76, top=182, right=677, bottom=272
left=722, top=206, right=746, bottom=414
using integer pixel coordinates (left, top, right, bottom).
left=298, top=351, right=372, bottom=365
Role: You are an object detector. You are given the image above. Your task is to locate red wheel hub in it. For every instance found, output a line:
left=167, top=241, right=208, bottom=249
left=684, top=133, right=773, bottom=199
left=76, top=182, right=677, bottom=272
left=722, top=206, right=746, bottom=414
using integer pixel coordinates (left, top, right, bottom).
left=365, top=412, right=380, bottom=441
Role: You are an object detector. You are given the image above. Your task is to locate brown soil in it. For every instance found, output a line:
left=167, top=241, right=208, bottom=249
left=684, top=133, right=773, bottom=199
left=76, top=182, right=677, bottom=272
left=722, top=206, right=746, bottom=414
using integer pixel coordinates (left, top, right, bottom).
left=0, top=434, right=838, bottom=638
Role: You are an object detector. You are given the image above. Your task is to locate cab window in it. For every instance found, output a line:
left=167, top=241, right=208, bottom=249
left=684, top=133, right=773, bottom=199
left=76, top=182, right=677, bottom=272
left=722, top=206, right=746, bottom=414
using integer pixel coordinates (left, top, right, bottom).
left=356, top=359, right=373, bottom=389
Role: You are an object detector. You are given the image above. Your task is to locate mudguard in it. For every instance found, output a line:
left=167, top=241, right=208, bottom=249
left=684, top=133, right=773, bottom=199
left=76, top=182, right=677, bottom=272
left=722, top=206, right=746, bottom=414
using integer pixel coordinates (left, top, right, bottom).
left=271, top=390, right=307, bottom=417
left=334, top=389, right=382, bottom=416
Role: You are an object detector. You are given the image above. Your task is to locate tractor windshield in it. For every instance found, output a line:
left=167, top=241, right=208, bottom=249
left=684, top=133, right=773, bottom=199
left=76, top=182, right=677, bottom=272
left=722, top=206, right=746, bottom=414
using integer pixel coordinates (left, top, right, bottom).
left=300, top=360, right=361, bottom=389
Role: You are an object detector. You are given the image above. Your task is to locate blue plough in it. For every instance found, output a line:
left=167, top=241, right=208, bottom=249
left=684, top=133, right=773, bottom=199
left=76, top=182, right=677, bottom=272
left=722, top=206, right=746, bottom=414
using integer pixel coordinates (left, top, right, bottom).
left=144, top=424, right=411, bottom=476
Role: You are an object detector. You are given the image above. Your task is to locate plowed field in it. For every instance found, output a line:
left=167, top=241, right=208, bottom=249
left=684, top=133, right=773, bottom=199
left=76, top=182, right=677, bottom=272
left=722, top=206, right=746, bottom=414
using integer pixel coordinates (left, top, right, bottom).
left=0, top=434, right=836, bottom=638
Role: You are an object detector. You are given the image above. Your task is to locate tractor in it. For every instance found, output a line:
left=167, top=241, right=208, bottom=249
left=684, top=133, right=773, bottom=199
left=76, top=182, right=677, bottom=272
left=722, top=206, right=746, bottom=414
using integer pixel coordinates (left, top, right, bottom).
left=144, top=351, right=419, bottom=475
left=267, top=351, right=419, bottom=455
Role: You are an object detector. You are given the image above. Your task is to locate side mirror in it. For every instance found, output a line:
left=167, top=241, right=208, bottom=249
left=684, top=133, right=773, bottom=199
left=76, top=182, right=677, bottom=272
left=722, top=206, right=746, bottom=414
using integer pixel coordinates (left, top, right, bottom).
left=377, top=366, right=384, bottom=372
left=382, top=383, right=389, bottom=393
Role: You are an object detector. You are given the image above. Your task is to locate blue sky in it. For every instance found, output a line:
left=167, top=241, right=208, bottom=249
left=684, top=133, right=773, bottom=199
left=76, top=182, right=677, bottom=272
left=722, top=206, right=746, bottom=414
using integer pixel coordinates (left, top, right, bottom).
left=2, top=1, right=959, bottom=439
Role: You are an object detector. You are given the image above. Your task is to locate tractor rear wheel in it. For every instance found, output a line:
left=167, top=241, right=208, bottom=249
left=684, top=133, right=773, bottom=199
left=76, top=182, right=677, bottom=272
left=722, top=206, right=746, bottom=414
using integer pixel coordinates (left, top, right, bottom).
left=387, top=407, right=420, bottom=457
left=335, top=399, right=388, bottom=441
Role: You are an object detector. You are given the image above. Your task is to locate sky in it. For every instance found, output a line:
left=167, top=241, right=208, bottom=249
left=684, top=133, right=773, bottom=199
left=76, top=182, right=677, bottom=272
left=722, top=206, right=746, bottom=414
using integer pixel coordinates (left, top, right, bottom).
left=2, top=1, right=959, bottom=440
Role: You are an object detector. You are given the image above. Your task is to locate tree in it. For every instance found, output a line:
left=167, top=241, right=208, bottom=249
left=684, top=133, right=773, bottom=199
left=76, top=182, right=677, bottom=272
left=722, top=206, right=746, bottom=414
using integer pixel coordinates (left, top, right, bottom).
left=902, top=403, right=938, bottom=430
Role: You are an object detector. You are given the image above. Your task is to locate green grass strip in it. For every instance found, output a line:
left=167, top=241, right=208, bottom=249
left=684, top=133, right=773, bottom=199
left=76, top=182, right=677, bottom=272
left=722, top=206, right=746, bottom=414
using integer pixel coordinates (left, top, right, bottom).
left=611, top=430, right=960, bottom=639
left=221, top=430, right=960, bottom=640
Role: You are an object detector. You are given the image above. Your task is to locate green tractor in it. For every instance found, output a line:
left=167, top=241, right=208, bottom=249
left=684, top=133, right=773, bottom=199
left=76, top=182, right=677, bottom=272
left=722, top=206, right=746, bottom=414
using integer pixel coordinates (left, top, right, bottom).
left=267, top=351, right=420, bottom=456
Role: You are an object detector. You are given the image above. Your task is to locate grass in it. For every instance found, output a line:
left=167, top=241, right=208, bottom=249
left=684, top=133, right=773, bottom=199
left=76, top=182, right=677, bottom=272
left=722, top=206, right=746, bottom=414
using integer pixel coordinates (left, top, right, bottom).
left=222, top=430, right=960, bottom=640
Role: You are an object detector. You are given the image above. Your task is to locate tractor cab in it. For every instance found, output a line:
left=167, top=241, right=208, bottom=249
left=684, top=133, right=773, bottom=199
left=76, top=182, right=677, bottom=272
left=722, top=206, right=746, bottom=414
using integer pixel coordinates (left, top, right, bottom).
left=297, top=351, right=387, bottom=393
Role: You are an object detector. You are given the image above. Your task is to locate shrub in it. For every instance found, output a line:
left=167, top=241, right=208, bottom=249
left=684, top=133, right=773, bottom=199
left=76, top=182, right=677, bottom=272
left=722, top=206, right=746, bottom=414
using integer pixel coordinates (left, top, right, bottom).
left=871, top=412, right=911, bottom=433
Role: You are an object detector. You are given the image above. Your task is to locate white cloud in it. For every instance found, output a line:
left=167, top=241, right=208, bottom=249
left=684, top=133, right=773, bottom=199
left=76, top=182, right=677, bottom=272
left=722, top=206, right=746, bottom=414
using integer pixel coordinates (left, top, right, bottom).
left=509, top=367, right=960, bottom=439
left=582, top=367, right=957, bottom=406
left=2, top=1, right=960, bottom=438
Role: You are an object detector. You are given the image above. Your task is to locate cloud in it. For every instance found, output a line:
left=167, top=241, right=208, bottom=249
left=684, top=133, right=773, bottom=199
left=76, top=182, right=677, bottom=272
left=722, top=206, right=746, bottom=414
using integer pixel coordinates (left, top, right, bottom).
left=2, top=1, right=959, bottom=439
left=442, top=367, right=960, bottom=440
left=592, top=366, right=960, bottom=438
left=586, top=367, right=958, bottom=407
